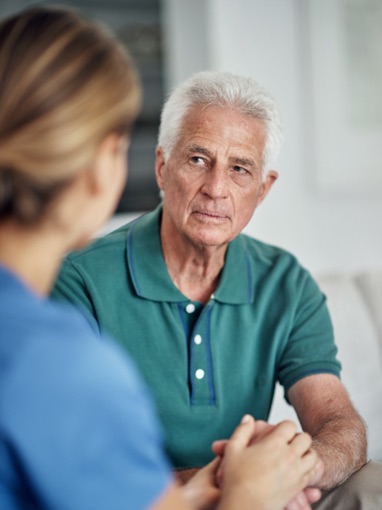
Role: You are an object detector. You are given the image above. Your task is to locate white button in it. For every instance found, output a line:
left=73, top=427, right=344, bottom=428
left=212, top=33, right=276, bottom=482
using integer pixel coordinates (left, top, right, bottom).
left=186, top=303, right=195, bottom=313
left=194, top=334, right=202, bottom=345
left=211, top=293, right=215, bottom=300
left=195, top=369, right=205, bottom=379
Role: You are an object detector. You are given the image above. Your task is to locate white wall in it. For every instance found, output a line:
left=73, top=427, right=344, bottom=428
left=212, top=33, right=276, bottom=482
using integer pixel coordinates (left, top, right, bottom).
left=160, top=0, right=382, bottom=274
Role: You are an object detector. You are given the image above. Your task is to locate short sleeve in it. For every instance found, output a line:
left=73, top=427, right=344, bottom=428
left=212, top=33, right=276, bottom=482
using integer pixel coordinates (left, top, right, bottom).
left=277, top=269, right=341, bottom=394
left=52, top=257, right=99, bottom=329
left=1, top=325, right=172, bottom=510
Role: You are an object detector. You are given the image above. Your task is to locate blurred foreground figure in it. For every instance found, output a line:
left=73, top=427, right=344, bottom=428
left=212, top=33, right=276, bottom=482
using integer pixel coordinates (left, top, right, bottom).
left=0, top=6, right=322, bottom=510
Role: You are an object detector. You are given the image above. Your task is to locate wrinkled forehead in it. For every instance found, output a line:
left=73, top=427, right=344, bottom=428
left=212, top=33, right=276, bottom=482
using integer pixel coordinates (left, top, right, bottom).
left=173, top=104, right=267, bottom=165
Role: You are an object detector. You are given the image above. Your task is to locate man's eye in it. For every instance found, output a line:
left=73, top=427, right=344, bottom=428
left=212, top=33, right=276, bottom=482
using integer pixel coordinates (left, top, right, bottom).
left=233, top=165, right=248, bottom=175
left=190, top=156, right=205, bottom=165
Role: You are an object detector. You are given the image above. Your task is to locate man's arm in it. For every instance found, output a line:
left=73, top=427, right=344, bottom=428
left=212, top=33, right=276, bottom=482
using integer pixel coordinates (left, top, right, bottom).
left=288, top=373, right=367, bottom=490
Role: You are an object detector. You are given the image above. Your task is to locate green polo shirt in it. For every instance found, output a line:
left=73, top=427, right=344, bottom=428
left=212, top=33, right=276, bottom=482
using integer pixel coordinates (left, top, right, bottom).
left=52, top=205, right=341, bottom=468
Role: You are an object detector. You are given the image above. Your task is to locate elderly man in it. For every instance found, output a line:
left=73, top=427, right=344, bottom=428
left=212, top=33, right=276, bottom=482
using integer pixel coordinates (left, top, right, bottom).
left=53, top=71, right=380, bottom=508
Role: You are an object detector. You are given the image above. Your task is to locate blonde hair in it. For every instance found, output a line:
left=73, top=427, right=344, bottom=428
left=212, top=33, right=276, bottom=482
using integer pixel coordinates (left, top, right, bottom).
left=0, top=6, right=141, bottom=224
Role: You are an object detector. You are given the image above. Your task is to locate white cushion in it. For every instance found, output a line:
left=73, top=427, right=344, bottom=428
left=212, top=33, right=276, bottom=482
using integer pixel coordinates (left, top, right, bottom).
left=356, top=272, right=382, bottom=344
left=269, top=273, right=382, bottom=461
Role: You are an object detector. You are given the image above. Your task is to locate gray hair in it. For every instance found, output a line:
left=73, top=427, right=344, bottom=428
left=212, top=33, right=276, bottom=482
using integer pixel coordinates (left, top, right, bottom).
left=158, top=71, right=283, bottom=171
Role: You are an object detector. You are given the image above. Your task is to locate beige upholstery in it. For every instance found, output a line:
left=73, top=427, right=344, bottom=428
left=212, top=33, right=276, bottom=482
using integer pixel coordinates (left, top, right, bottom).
left=269, top=271, right=382, bottom=462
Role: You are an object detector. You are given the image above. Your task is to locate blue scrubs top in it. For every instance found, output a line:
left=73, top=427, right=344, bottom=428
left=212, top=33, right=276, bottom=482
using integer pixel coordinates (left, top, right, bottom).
left=0, top=265, right=172, bottom=510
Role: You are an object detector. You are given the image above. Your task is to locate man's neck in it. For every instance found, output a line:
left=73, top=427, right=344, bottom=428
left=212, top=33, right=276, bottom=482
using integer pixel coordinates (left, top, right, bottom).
left=160, top=217, right=228, bottom=304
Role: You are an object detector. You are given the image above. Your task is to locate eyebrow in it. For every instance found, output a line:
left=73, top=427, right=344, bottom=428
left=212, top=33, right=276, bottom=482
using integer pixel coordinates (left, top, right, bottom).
left=230, top=156, right=257, bottom=169
left=188, top=145, right=213, bottom=158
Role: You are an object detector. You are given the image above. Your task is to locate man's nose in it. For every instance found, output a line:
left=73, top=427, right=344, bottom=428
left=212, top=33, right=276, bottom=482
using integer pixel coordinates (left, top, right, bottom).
left=200, top=165, right=229, bottom=199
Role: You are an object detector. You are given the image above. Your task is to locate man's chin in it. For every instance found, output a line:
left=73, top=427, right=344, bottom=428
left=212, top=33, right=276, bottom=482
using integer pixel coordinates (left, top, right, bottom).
left=187, top=230, right=232, bottom=250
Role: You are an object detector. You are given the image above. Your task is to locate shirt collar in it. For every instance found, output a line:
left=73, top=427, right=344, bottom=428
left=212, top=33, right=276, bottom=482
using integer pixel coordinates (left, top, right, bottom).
left=126, top=205, right=253, bottom=304
left=214, top=234, right=254, bottom=304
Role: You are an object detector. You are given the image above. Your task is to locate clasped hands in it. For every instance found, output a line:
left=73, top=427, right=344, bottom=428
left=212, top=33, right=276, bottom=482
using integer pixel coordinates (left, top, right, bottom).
left=181, top=416, right=324, bottom=510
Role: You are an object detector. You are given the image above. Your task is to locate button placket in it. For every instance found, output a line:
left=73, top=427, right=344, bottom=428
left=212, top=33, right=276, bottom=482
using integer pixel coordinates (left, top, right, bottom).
left=189, top=302, right=215, bottom=405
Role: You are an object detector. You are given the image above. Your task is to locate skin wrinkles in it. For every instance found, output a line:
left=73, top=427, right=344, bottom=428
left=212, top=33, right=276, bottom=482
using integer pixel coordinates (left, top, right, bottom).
left=156, top=105, right=278, bottom=254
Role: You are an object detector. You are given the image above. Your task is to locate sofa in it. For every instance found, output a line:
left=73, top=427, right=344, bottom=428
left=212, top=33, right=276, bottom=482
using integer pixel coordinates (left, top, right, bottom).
left=269, top=270, right=382, bottom=462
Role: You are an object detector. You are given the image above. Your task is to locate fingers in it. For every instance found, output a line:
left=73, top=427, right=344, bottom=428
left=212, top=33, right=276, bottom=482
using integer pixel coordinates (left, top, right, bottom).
left=284, top=491, right=309, bottom=510
left=285, top=487, right=321, bottom=510
left=215, top=419, right=302, bottom=465
left=279, top=428, right=322, bottom=488
left=253, top=419, right=273, bottom=436
left=181, top=460, right=222, bottom=510
left=213, top=419, right=272, bottom=455
left=248, top=420, right=276, bottom=445
left=263, top=420, right=299, bottom=446
left=308, top=458, right=324, bottom=487
left=288, top=431, right=313, bottom=456
left=225, top=414, right=256, bottom=452
left=285, top=490, right=312, bottom=510
left=260, top=423, right=320, bottom=493
left=200, top=456, right=221, bottom=479
left=301, top=449, right=319, bottom=475
left=211, top=439, right=228, bottom=457
left=303, top=487, right=321, bottom=504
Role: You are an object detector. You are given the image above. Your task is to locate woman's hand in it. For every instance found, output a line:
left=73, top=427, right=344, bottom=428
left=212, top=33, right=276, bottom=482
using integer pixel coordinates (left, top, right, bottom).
left=213, top=416, right=321, bottom=510
left=181, top=457, right=222, bottom=510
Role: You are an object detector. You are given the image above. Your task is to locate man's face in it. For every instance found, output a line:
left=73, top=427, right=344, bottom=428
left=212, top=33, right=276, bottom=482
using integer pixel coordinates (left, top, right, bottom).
left=156, top=105, right=278, bottom=249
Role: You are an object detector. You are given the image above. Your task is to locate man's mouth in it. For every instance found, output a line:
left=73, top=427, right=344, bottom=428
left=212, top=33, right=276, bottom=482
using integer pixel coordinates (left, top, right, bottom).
left=192, top=209, right=229, bottom=222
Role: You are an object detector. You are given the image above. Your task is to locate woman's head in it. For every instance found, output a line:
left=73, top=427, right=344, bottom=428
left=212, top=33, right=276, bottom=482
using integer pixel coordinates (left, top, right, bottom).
left=0, top=6, right=141, bottom=225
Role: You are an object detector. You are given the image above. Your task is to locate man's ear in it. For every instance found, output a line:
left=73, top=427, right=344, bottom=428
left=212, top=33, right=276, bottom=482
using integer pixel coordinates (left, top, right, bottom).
left=258, top=170, right=278, bottom=204
left=155, top=146, right=166, bottom=190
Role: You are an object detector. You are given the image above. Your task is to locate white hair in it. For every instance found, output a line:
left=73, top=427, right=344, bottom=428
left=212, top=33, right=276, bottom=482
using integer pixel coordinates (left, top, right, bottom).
left=158, top=71, right=283, bottom=172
